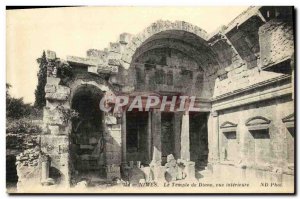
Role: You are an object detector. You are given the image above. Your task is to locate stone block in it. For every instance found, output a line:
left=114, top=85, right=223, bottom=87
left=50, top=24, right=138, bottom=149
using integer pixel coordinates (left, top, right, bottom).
left=47, top=77, right=60, bottom=85
left=183, top=161, right=196, bottom=180
left=141, top=167, right=154, bottom=182
left=129, top=167, right=146, bottom=185
left=45, top=93, right=69, bottom=101
left=87, top=49, right=108, bottom=59
left=150, top=164, right=166, bottom=181
left=46, top=50, right=56, bottom=60
left=106, top=151, right=121, bottom=164
left=48, top=125, right=60, bottom=135
left=105, top=116, right=117, bottom=124
left=56, top=85, right=70, bottom=95
left=108, top=59, right=121, bottom=66
left=41, top=135, right=69, bottom=155
left=97, top=64, right=118, bottom=74
left=109, top=42, right=122, bottom=53
left=119, top=33, right=132, bottom=45
left=87, top=65, right=98, bottom=74
left=131, top=36, right=142, bottom=47
left=46, top=100, right=70, bottom=110
left=43, top=108, right=64, bottom=125
left=45, top=84, right=56, bottom=93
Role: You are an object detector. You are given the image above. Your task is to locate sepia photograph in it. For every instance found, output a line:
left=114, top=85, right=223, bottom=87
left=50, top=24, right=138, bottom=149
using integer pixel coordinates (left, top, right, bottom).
left=5, top=6, right=295, bottom=194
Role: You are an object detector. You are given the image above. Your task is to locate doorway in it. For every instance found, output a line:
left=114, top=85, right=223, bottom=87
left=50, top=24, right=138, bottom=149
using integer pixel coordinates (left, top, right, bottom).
left=70, top=85, right=105, bottom=183
left=189, top=112, right=209, bottom=169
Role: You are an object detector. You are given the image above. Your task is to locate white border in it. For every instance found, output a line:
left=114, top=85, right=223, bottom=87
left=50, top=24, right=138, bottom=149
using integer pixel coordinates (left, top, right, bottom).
left=1, top=1, right=299, bottom=199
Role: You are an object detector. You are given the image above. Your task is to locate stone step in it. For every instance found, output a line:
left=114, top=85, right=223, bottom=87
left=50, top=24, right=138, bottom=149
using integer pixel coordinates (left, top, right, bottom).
left=198, top=169, right=212, bottom=178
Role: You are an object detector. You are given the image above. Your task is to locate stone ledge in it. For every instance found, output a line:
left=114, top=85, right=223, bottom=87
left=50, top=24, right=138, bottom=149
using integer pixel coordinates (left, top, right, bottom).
left=212, top=83, right=292, bottom=111
left=213, top=74, right=291, bottom=102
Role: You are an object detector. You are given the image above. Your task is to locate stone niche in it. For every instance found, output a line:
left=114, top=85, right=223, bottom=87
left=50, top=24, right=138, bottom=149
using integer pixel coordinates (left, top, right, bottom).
left=246, top=116, right=271, bottom=167
left=220, top=121, right=238, bottom=163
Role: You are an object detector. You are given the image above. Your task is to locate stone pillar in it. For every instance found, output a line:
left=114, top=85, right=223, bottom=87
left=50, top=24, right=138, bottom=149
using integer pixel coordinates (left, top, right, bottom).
left=105, top=114, right=122, bottom=181
left=41, top=155, right=50, bottom=185
left=150, top=109, right=164, bottom=181
left=208, top=111, right=219, bottom=163
left=147, top=111, right=152, bottom=164
left=151, top=109, right=162, bottom=165
left=180, top=111, right=190, bottom=161
left=121, top=111, right=127, bottom=166
left=174, top=112, right=182, bottom=159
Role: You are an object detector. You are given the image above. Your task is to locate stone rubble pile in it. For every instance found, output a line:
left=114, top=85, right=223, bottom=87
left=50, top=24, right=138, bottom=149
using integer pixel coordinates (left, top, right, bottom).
left=16, top=147, right=40, bottom=167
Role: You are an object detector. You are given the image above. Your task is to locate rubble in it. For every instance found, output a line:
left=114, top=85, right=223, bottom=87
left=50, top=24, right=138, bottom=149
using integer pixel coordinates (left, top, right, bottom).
left=16, top=147, right=40, bottom=167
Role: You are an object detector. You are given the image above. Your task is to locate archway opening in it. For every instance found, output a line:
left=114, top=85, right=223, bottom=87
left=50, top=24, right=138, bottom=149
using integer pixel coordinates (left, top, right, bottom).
left=70, top=85, right=105, bottom=184
left=127, top=29, right=214, bottom=170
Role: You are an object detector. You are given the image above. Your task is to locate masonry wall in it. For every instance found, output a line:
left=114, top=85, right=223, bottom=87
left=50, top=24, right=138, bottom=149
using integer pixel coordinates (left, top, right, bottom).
left=128, top=48, right=210, bottom=98
left=218, top=94, right=294, bottom=174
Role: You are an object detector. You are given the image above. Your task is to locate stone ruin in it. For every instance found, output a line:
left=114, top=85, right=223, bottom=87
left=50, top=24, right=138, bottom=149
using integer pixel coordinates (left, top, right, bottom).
left=13, top=6, right=295, bottom=191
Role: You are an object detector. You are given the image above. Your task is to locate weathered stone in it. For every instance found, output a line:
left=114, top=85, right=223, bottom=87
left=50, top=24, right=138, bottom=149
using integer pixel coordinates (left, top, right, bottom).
left=106, top=164, right=121, bottom=181
left=46, top=50, right=56, bottom=60
left=259, top=19, right=294, bottom=68
left=47, top=125, right=60, bottom=135
left=87, top=49, right=108, bottom=59
left=47, top=77, right=60, bottom=85
left=45, top=92, right=69, bottom=101
left=129, top=167, right=145, bottom=186
left=119, top=33, right=132, bottom=44
left=45, top=84, right=56, bottom=93
left=87, top=65, right=98, bottom=74
left=165, top=154, right=177, bottom=182
left=97, top=65, right=118, bottom=74
left=105, top=116, right=117, bottom=124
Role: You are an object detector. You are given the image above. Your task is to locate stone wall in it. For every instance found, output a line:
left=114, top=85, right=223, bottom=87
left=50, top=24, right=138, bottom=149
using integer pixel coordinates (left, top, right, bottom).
left=130, top=48, right=205, bottom=97
left=259, top=19, right=294, bottom=68
left=41, top=51, right=122, bottom=186
left=218, top=95, right=294, bottom=174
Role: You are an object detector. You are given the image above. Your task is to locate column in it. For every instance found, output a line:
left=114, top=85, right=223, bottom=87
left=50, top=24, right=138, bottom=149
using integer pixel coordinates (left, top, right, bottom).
left=121, top=111, right=127, bottom=166
left=41, top=155, right=50, bottom=185
left=151, top=109, right=162, bottom=165
left=174, top=112, right=182, bottom=159
left=147, top=111, right=152, bottom=163
left=208, top=111, right=219, bottom=163
left=180, top=111, right=190, bottom=161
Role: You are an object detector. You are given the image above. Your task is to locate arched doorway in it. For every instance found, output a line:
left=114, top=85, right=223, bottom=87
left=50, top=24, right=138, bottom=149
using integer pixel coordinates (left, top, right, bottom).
left=125, top=28, right=216, bottom=168
left=70, top=85, right=105, bottom=184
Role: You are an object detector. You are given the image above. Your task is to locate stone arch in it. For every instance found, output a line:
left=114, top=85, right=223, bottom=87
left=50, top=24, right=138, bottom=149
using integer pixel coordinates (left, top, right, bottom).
left=69, top=83, right=107, bottom=183
left=120, top=20, right=211, bottom=69
left=118, top=20, right=221, bottom=97
left=68, top=80, right=122, bottom=183
left=69, top=80, right=113, bottom=105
